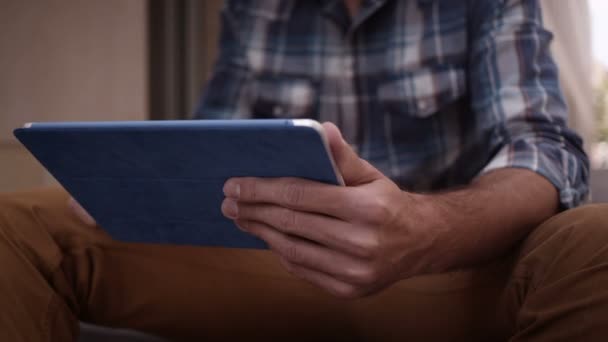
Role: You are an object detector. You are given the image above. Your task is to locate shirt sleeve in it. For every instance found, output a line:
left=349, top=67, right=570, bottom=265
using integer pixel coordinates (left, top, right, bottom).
left=470, top=0, right=590, bottom=208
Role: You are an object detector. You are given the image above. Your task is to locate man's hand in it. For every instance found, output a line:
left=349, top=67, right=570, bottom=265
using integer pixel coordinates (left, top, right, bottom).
left=221, top=123, right=443, bottom=298
left=68, top=197, right=97, bottom=226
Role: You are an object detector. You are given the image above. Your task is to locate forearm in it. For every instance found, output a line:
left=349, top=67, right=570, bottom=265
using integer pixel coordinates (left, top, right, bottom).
left=416, top=168, right=559, bottom=273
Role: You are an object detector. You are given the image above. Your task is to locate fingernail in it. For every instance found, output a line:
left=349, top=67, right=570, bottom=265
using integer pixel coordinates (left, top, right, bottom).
left=222, top=198, right=239, bottom=219
left=224, top=180, right=241, bottom=199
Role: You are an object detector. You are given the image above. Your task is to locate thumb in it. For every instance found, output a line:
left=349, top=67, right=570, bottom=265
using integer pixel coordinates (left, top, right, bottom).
left=322, top=122, right=383, bottom=185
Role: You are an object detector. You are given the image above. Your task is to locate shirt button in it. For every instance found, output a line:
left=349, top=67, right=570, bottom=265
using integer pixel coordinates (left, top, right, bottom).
left=417, top=99, right=429, bottom=111
left=273, top=106, right=285, bottom=117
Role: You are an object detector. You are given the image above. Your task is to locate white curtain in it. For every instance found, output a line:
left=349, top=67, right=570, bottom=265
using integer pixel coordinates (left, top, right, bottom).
left=540, top=0, right=595, bottom=153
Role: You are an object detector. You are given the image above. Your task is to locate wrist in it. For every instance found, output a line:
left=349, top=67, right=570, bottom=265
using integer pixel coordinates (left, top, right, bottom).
left=399, top=191, right=456, bottom=275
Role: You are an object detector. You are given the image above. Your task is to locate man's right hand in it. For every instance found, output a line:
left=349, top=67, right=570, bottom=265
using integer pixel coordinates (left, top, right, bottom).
left=68, top=197, right=97, bottom=226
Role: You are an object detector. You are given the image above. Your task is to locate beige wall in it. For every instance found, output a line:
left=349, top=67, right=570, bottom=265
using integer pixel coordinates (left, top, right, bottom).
left=0, top=0, right=148, bottom=192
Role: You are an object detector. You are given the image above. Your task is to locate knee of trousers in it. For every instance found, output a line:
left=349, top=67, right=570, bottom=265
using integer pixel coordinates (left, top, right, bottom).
left=0, top=191, right=81, bottom=341
left=0, top=190, right=65, bottom=280
left=514, top=204, right=608, bottom=285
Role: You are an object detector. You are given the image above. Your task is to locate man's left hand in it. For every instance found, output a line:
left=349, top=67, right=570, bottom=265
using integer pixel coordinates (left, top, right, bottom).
left=221, top=123, right=443, bottom=298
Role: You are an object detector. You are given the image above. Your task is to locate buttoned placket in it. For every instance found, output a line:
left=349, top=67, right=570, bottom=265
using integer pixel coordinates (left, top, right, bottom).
left=320, top=0, right=389, bottom=154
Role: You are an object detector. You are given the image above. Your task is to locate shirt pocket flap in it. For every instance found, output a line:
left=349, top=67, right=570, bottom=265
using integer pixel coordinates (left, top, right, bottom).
left=250, top=76, right=318, bottom=119
left=226, top=0, right=294, bottom=21
left=378, top=66, right=466, bottom=118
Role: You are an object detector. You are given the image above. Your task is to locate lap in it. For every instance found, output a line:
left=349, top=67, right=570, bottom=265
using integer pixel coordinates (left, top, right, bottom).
left=500, top=203, right=608, bottom=340
left=2, top=187, right=606, bottom=341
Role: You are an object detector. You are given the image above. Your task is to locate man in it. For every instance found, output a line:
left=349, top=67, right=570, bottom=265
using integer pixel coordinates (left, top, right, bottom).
left=1, top=0, right=607, bottom=340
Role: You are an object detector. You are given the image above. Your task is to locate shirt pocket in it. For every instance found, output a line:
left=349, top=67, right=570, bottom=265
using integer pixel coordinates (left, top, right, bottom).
left=377, top=65, right=466, bottom=118
left=249, top=75, right=318, bottom=119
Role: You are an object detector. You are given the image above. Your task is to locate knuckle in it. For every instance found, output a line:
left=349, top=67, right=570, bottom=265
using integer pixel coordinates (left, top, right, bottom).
left=362, top=267, right=380, bottom=285
left=360, top=233, right=382, bottom=258
left=282, top=242, right=303, bottom=264
left=244, top=178, right=258, bottom=201
left=347, top=265, right=379, bottom=285
left=349, top=231, right=382, bottom=260
left=333, top=284, right=365, bottom=299
left=362, top=196, right=392, bottom=225
left=278, top=208, right=299, bottom=234
left=279, top=257, right=296, bottom=274
left=282, top=182, right=304, bottom=207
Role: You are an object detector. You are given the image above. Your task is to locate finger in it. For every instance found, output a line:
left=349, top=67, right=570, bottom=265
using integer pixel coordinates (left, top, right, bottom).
left=67, top=197, right=96, bottom=226
left=224, top=177, right=365, bottom=221
left=278, top=257, right=367, bottom=299
left=321, top=122, right=383, bottom=186
left=229, top=201, right=378, bottom=259
left=236, top=219, right=374, bottom=286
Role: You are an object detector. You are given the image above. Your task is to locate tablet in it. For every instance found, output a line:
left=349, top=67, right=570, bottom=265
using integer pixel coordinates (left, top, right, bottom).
left=14, top=119, right=343, bottom=249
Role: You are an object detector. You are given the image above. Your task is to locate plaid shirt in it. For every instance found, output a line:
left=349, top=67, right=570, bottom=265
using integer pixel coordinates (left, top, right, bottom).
left=195, top=0, right=589, bottom=209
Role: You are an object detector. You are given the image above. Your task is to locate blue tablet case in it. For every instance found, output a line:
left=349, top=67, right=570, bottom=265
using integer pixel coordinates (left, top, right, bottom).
left=14, top=120, right=341, bottom=249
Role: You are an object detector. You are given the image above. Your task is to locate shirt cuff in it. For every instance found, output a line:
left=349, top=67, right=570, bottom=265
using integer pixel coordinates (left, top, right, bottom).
left=478, top=142, right=589, bottom=209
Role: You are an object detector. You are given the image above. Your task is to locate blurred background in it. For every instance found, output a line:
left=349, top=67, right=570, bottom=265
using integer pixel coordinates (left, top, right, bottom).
left=0, top=0, right=607, bottom=198
left=0, top=0, right=222, bottom=193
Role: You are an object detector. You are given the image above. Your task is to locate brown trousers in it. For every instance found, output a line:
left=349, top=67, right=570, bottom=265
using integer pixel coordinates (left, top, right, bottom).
left=1, top=188, right=608, bottom=341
